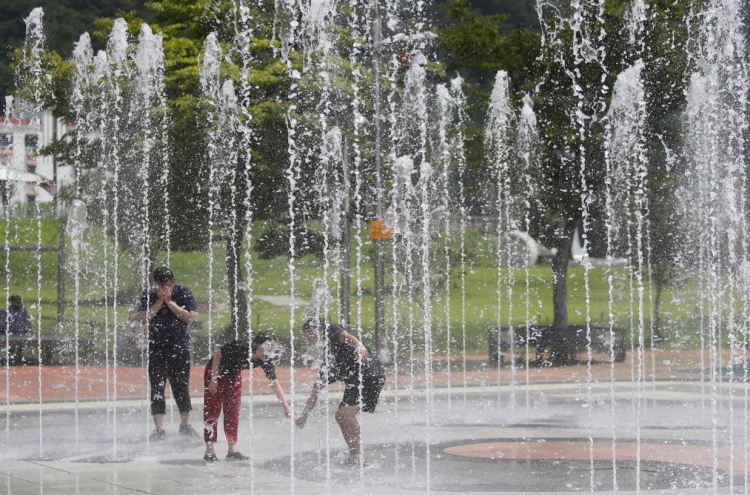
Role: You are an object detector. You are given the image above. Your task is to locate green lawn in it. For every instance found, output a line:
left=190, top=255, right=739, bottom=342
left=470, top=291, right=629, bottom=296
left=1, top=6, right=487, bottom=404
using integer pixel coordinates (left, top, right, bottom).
left=0, top=216, right=722, bottom=355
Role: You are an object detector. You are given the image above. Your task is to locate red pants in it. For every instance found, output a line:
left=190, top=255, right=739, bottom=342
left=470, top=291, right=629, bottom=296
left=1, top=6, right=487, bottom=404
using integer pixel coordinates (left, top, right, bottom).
left=203, top=363, right=242, bottom=443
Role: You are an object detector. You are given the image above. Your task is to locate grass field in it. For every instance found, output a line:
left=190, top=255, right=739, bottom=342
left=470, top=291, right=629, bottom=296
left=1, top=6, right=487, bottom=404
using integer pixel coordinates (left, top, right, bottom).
left=0, top=216, right=723, bottom=355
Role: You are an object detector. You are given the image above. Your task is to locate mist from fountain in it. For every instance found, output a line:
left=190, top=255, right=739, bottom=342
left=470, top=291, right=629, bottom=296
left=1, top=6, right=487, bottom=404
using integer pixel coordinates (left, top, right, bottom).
left=4, top=0, right=750, bottom=492
left=681, top=0, right=749, bottom=486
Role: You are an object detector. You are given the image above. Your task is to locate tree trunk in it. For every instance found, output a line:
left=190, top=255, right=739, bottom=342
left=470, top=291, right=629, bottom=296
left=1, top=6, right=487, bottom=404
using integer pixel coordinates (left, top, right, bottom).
left=225, top=150, right=250, bottom=340
left=226, top=227, right=249, bottom=338
left=654, top=280, right=663, bottom=341
left=551, top=217, right=578, bottom=330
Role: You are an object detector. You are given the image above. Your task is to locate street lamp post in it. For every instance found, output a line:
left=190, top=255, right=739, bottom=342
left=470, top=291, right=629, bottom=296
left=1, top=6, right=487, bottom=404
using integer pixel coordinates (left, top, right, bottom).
left=367, top=3, right=436, bottom=359
left=370, top=0, right=387, bottom=356
left=340, top=134, right=351, bottom=327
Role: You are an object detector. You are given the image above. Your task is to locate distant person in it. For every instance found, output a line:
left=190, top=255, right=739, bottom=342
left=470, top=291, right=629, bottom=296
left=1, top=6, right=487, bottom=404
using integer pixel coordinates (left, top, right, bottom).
left=295, top=318, right=386, bottom=467
left=1, top=295, right=32, bottom=364
left=137, top=267, right=199, bottom=442
left=0, top=295, right=31, bottom=335
left=203, top=331, right=293, bottom=463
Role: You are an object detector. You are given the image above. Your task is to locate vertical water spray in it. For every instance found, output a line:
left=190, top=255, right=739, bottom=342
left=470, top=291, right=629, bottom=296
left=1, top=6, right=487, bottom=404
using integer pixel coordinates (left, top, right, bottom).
left=402, top=52, right=431, bottom=486
left=382, top=29, right=406, bottom=489
left=435, top=85, right=452, bottom=415
left=2, top=126, right=9, bottom=452
left=284, top=62, right=301, bottom=495
left=158, top=81, right=171, bottom=269
left=418, top=160, right=435, bottom=494
left=685, top=68, right=724, bottom=494
left=384, top=31, right=403, bottom=471
left=70, top=31, right=96, bottom=454
left=200, top=32, right=223, bottom=361
left=314, top=126, right=346, bottom=486
left=13, top=7, right=47, bottom=454
left=272, top=0, right=306, bottom=484
left=134, top=24, right=157, bottom=291
left=231, top=0, right=256, bottom=486
left=220, top=75, right=241, bottom=342
left=447, top=78, right=469, bottom=409
left=567, top=0, right=612, bottom=485
left=517, top=95, right=538, bottom=409
left=67, top=200, right=87, bottom=449
left=605, top=60, right=648, bottom=492
left=88, top=46, right=112, bottom=452
left=485, top=71, right=514, bottom=413
left=103, top=18, right=130, bottom=455
left=602, top=77, right=618, bottom=495
left=386, top=155, right=418, bottom=482
left=304, top=2, right=342, bottom=481
left=682, top=0, right=749, bottom=486
left=134, top=26, right=164, bottom=438
left=346, top=0, right=367, bottom=368
left=73, top=32, right=108, bottom=442
left=34, top=169, right=43, bottom=457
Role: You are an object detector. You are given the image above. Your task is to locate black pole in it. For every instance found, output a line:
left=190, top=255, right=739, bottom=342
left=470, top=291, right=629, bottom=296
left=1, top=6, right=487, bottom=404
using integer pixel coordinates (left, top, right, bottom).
left=341, top=135, right=351, bottom=327
left=371, top=1, right=385, bottom=353
left=57, top=222, right=65, bottom=326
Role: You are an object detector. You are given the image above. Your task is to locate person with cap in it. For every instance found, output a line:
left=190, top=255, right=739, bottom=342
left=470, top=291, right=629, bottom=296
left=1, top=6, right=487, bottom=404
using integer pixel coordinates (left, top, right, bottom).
left=137, top=266, right=199, bottom=442
left=1, top=295, right=32, bottom=364
left=295, top=318, right=386, bottom=467
left=202, top=331, right=293, bottom=463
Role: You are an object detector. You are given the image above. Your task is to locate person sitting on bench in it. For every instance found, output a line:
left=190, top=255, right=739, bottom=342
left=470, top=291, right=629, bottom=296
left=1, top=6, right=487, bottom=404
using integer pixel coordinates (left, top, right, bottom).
left=1, top=295, right=32, bottom=364
left=0, top=295, right=31, bottom=335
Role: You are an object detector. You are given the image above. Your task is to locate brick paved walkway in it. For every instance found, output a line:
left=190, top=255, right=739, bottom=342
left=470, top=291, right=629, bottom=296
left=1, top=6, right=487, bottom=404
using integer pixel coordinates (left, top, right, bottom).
left=0, top=349, right=722, bottom=403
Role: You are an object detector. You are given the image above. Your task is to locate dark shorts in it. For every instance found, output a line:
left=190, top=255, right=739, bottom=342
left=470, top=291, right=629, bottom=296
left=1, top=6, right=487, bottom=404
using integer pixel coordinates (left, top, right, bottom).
left=341, top=372, right=385, bottom=413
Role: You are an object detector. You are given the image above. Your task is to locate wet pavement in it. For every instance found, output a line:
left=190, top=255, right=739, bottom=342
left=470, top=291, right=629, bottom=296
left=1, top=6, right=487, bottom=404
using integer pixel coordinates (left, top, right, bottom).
left=0, top=350, right=747, bottom=493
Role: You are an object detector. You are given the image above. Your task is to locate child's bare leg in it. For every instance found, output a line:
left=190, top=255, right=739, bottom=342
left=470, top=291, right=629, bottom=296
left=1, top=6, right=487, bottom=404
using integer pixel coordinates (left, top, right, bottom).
left=205, top=442, right=215, bottom=455
left=335, top=405, right=361, bottom=459
left=228, top=440, right=239, bottom=454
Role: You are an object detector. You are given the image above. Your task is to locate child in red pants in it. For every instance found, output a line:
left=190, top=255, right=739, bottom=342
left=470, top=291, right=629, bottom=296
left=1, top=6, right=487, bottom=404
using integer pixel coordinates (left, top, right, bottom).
left=203, top=331, right=293, bottom=462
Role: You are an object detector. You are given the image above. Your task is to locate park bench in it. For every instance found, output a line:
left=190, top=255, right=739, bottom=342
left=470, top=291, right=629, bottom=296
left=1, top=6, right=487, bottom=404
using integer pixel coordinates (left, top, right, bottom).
left=0, top=321, right=97, bottom=365
left=489, top=325, right=626, bottom=366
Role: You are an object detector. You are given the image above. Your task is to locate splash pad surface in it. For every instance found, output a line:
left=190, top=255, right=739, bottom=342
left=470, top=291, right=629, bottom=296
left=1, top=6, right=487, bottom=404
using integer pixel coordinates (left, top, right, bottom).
left=0, top=354, right=746, bottom=494
left=4, top=0, right=750, bottom=490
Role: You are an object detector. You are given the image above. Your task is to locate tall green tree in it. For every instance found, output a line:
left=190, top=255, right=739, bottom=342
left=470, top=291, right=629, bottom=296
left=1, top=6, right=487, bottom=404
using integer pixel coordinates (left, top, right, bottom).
left=440, top=0, right=694, bottom=333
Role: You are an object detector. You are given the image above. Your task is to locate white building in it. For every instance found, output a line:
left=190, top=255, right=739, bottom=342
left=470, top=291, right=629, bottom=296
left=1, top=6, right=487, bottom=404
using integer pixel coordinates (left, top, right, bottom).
left=0, top=104, right=75, bottom=211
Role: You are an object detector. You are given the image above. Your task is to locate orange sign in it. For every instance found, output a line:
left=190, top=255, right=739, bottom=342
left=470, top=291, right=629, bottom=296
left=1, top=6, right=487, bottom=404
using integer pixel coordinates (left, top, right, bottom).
left=396, top=51, right=414, bottom=67
left=370, top=219, right=393, bottom=239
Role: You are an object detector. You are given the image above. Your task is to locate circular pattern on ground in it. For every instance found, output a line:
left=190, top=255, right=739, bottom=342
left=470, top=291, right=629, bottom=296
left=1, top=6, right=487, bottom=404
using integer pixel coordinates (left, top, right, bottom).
left=443, top=440, right=741, bottom=473
left=265, top=439, right=735, bottom=492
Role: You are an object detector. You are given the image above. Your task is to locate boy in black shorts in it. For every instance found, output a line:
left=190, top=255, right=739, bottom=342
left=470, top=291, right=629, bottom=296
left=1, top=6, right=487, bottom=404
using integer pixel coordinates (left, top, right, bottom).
left=295, top=319, right=386, bottom=466
left=203, top=332, right=293, bottom=462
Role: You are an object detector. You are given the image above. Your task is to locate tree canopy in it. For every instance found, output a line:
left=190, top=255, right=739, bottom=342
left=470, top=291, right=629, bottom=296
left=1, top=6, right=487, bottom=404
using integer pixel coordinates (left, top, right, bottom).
left=7, top=0, right=699, bottom=335
left=0, top=0, right=152, bottom=113
left=438, top=0, right=695, bottom=330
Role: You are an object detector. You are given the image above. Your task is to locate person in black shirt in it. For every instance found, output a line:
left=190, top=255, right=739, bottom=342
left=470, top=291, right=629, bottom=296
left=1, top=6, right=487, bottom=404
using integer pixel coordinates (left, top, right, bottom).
left=203, top=331, right=293, bottom=463
left=295, top=318, right=386, bottom=467
left=136, top=267, right=198, bottom=442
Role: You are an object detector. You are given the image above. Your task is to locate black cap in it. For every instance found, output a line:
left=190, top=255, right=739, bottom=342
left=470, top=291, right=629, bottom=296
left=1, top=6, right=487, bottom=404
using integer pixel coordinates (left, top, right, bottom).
left=153, top=266, right=175, bottom=283
left=251, top=331, right=276, bottom=351
left=303, top=318, right=324, bottom=332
